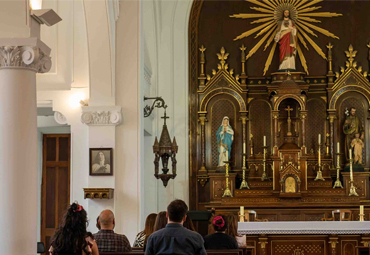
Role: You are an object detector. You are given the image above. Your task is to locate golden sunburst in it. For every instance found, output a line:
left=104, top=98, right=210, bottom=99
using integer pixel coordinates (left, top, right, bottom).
left=230, top=0, right=342, bottom=75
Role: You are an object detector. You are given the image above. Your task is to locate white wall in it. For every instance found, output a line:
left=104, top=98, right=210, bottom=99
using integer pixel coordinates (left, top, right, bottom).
left=34, top=0, right=192, bottom=245
left=141, top=0, right=192, bottom=224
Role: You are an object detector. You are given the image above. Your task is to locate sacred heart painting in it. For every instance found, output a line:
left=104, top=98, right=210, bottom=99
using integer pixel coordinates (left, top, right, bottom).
left=89, top=148, right=113, bottom=176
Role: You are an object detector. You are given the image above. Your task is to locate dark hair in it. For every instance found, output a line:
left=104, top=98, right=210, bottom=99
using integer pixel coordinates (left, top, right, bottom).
left=167, top=199, right=188, bottom=223
left=153, top=211, right=167, bottom=231
left=226, top=214, right=238, bottom=237
left=183, top=214, right=196, bottom=231
left=94, top=151, right=106, bottom=164
left=212, top=214, right=228, bottom=232
left=96, top=216, right=101, bottom=230
left=143, top=213, right=157, bottom=236
left=51, top=203, right=89, bottom=255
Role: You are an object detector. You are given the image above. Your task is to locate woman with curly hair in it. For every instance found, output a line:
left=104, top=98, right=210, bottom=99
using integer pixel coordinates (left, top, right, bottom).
left=204, top=214, right=238, bottom=250
left=49, top=203, right=99, bottom=255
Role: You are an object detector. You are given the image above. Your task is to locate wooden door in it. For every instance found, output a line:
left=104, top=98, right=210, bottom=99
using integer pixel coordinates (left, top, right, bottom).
left=41, top=134, right=71, bottom=253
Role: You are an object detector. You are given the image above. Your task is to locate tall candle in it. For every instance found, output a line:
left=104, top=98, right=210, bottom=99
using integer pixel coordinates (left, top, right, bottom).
left=318, top=134, right=321, bottom=144
left=263, top=136, right=266, bottom=146
left=349, top=148, right=352, bottom=159
left=240, top=206, right=244, bottom=216
left=349, top=148, right=353, bottom=180
left=337, top=142, right=340, bottom=153
left=360, top=205, right=364, bottom=215
left=243, top=142, right=246, bottom=154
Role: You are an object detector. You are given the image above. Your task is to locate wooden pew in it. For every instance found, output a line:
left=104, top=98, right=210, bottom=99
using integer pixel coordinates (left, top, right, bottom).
left=100, top=249, right=244, bottom=255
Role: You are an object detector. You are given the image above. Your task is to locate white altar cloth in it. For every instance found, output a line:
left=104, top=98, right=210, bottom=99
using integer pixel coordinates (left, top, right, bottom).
left=238, top=221, right=370, bottom=235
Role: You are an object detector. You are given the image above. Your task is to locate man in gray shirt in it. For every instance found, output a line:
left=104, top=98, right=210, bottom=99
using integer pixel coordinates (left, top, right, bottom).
left=145, top=199, right=206, bottom=255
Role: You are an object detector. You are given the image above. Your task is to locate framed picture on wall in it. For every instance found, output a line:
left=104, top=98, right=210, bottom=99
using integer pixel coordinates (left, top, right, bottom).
left=89, top=148, right=113, bottom=176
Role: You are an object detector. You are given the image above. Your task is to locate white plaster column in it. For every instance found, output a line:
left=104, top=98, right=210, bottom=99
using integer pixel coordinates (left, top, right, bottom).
left=0, top=39, right=51, bottom=255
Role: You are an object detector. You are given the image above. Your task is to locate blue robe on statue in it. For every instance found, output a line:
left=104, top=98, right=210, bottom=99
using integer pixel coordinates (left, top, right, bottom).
left=217, top=125, right=234, bottom=165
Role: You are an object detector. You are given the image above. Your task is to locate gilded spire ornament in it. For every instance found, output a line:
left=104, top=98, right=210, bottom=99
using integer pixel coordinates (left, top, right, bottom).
left=230, top=0, right=342, bottom=75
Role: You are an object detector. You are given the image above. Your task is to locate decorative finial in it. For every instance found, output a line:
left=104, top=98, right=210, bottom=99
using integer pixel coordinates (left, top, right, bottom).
left=217, top=47, right=229, bottom=70
left=199, top=45, right=206, bottom=53
left=327, top=42, right=333, bottom=50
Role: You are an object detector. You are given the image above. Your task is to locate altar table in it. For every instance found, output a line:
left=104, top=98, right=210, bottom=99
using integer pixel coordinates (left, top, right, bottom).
left=238, top=221, right=370, bottom=255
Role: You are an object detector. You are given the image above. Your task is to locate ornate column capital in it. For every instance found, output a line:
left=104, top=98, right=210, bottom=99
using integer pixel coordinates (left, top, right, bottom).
left=272, top=110, right=279, bottom=119
left=81, top=106, right=122, bottom=126
left=0, top=38, right=52, bottom=73
left=198, top=116, right=207, bottom=125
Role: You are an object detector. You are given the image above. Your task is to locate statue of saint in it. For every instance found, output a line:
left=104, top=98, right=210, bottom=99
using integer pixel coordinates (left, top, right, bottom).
left=274, top=9, right=297, bottom=71
left=217, top=116, right=234, bottom=166
left=351, top=133, right=364, bottom=164
left=343, top=107, right=364, bottom=162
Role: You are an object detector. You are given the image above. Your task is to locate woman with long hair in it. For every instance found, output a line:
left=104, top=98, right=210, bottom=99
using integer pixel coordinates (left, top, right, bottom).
left=153, top=211, right=167, bottom=231
left=144, top=211, right=167, bottom=251
left=204, top=214, right=238, bottom=250
left=133, top=213, right=157, bottom=247
left=226, top=214, right=247, bottom=248
left=49, top=203, right=99, bottom=255
left=183, top=214, right=196, bottom=231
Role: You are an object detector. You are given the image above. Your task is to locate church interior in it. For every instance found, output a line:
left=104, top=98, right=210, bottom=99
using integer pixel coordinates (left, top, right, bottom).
left=1, top=0, right=370, bottom=255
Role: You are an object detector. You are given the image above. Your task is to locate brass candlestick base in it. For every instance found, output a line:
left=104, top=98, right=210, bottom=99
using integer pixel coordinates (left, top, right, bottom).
left=222, top=187, right=233, bottom=197
left=314, top=167, right=325, bottom=181
left=349, top=181, right=359, bottom=196
left=333, top=179, right=344, bottom=188
left=240, top=165, right=250, bottom=189
left=359, top=213, right=365, bottom=221
left=261, top=171, right=270, bottom=181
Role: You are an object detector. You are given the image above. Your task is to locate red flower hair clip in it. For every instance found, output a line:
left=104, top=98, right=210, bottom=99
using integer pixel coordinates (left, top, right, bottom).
left=74, top=204, right=84, bottom=212
left=213, top=216, right=225, bottom=228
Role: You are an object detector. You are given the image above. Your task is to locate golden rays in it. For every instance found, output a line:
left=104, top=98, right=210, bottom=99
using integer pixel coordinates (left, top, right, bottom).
left=230, top=0, right=342, bottom=75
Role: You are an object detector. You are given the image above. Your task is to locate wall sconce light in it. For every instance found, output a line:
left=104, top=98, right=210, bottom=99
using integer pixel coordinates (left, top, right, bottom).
left=31, top=9, right=62, bottom=26
left=144, top=97, right=178, bottom=187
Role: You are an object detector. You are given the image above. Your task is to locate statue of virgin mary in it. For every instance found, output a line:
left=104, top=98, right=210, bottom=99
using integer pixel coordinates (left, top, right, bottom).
left=216, top=116, right=234, bottom=166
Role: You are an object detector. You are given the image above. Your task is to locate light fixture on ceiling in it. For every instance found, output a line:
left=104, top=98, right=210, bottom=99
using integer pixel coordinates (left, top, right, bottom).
left=31, top=9, right=62, bottom=27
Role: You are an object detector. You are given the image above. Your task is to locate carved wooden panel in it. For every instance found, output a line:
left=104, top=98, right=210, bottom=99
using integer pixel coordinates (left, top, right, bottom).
left=210, top=99, right=236, bottom=167
left=272, top=240, right=325, bottom=255
left=249, top=100, right=271, bottom=155
left=307, top=99, right=326, bottom=152
left=210, top=174, right=236, bottom=202
left=341, top=240, right=357, bottom=255
left=279, top=214, right=301, bottom=221
left=303, top=213, right=326, bottom=221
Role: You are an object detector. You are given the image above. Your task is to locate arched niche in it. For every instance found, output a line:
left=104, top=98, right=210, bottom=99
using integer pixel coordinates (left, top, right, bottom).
left=335, top=91, right=369, bottom=166
left=205, top=95, right=241, bottom=169
left=277, top=98, right=301, bottom=147
left=248, top=99, right=272, bottom=155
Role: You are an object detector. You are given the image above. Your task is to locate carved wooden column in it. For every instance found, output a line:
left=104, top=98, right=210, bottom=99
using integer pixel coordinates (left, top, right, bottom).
left=329, top=236, right=338, bottom=255
left=258, top=235, right=268, bottom=255
left=197, top=113, right=209, bottom=186
left=327, top=110, right=337, bottom=160
left=300, top=111, right=307, bottom=154
left=272, top=110, right=279, bottom=155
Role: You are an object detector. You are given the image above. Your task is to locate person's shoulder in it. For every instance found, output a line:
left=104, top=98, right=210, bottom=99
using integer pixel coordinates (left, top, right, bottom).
left=150, top=227, right=168, bottom=237
left=183, top=228, right=204, bottom=240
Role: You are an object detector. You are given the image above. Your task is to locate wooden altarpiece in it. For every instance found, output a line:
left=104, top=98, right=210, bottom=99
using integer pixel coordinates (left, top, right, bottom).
left=189, top=44, right=370, bottom=255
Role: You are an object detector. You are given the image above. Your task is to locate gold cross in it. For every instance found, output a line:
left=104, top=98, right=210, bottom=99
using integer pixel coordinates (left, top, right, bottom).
left=327, top=42, right=333, bottom=50
left=199, top=45, right=206, bottom=53
left=285, top=105, right=293, bottom=118
left=240, top=44, right=246, bottom=52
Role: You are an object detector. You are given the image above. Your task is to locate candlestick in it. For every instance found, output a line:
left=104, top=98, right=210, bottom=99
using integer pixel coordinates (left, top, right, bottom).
left=348, top=155, right=358, bottom=196
left=261, top=146, right=270, bottom=181
left=243, top=142, right=246, bottom=154
left=222, top=162, right=233, bottom=197
left=239, top=206, right=245, bottom=222
left=337, top=142, right=340, bottom=153
left=349, top=148, right=352, bottom=160
left=333, top=149, right=343, bottom=188
left=360, top=205, right=364, bottom=221
left=240, top=153, right=250, bottom=189
left=315, top=140, right=325, bottom=181
left=263, top=136, right=266, bottom=147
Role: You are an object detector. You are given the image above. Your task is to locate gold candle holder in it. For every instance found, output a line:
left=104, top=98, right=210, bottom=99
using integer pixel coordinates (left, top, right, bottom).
left=239, top=206, right=245, bottom=222
left=348, top=156, right=358, bottom=196
left=333, top=152, right=343, bottom=188
left=222, top=162, right=233, bottom=197
left=360, top=205, right=365, bottom=221
left=315, top=141, right=325, bottom=181
left=240, top=153, right=250, bottom=189
left=261, top=146, right=270, bottom=181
